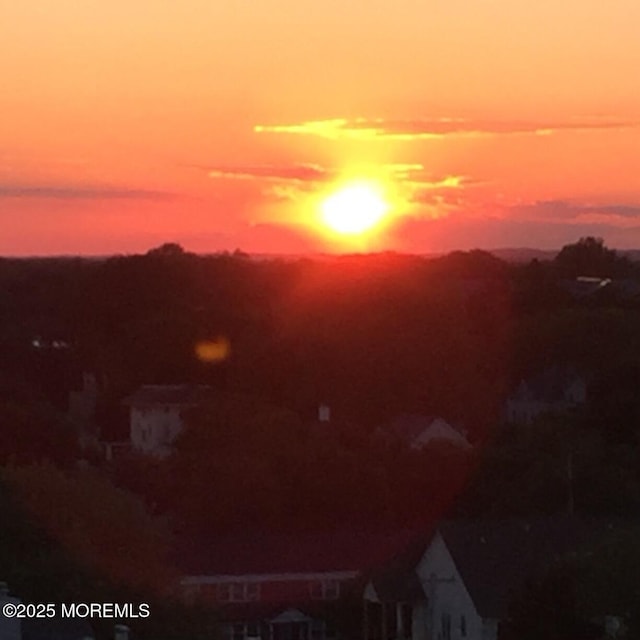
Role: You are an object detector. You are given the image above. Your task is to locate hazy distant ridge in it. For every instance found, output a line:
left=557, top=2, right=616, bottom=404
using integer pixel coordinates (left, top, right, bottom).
left=489, top=247, right=640, bottom=263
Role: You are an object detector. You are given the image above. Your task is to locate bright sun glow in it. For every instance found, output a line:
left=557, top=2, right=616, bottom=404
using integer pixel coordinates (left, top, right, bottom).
left=320, top=182, right=389, bottom=236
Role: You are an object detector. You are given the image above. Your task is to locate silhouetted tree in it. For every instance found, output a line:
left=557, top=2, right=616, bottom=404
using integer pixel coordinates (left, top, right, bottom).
left=554, top=237, right=630, bottom=278
left=506, top=526, right=640, bottom=640
left=146, top=242, right=188, bottom=258
left=2, top=463, right=176, bottom=596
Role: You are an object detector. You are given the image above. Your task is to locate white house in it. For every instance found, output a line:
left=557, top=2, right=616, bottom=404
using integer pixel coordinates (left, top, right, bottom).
left=124, top=384, right=212, bottom=457
left=505, top=366, right=587, bottom=425
left=363, top=528, right=479, bottom=640
left=411, top=529, right=495, bottom=640
left=365, top=519, right=627, bottom=640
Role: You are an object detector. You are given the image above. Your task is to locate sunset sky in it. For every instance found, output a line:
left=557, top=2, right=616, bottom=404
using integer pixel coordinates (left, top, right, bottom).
left=2, top=1, right=640, bottom=256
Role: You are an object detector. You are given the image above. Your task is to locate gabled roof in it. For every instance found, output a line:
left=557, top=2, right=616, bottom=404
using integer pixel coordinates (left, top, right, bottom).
left=366, top=534, right=431, bottom=603
left=388, top=415, right=467, bottom=447
left=175, top=530, right=423, bottom=577
left=124, top=384, right=212, bottom=407
left=389, top=415, right=439, bottom=442
left=438, top=518, right=625, bottom=619
left=511, top=365, right=584, bottom=404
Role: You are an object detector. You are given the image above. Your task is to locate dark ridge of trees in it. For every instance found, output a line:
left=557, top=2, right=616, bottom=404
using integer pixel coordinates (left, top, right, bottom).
left=108, top=391, right=474, bottom=537
left=454, top=410, right=640, bottom=520
left=0, top=239, right=638, bottom=440
left=0, top=465, right=218, bottom=640
left=505, top=525, right=640, bottom=640
left=2, top=240, right=640, bottom=537
left=0, top=373, right=78, bottom=465
left=428, top=248, right=510, bottom=279
left=4, top=241, right=640, bottom=635
left=0, top=246, right=517, bottom=432
left=553, top=236, right=633, bottom=278
left=586, top=361, right=640, bottom=444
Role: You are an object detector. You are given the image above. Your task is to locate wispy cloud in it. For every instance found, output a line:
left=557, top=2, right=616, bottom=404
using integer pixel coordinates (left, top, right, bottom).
left=205, top=162, right=464, bottom=188
left=0, top=184, right=176, bottom=201
left=206, top=161, right=468, bottom=210
left=509, top=199, right=640, bottom=223
left=254, top=117, right=636, bottom=141
left=207, top=164, right=331, bottom=183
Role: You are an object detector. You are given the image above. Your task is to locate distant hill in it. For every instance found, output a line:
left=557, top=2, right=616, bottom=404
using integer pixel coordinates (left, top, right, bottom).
left=249, top=249, right=555, bottom=263
left=7, top=247, right=639, bottom=264
left=489, top=248, right=559, bottom=263
left=489, top=247, right=640, bottom=264
left=252, top=248, right=640, bottom=264
left=621, top=249, right=640, bottom=262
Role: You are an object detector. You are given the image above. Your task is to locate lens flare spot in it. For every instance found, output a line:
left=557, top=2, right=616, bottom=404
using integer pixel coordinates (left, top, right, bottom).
left=195, top=337, right=231, bottom=363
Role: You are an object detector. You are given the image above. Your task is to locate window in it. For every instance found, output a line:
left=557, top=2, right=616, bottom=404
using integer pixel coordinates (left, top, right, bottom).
left=226, top=622, right=262, bottom=640
left=460, top=615, right=467, bottom=638
left=309, top=580, right=340, bottom=600
left=324, top=580, right=340, bottom=600
left=400, top=604, right=412, bottom=638
left=182, top=583, right=201, bottom=604
left=311, top=620, right=325, bottom=640
left=441, top=613, right=451, bottom=640
left=218, top=583, right=261, bottom=603
left=246, top=583, right=260, bottom=601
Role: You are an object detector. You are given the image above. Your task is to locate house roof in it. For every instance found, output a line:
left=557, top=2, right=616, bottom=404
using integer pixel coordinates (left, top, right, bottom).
left=175, top=530, right=424, bottom=577
left=559, top=277, right=640, bottom=303
left=388, top=415, right=439, bottom=443
left=123, top=384, right=212, bottom=407
left=560, top=277, right=611, bottom=300
left=512, top=365, right=584, bottom=404
left=388, top=415, right=467, bottom=445
left=366, top=534, right=431, bottom=603
left=438, top=518, right=625, bottom=619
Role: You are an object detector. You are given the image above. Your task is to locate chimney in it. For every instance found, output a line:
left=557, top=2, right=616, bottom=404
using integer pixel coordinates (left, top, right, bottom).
left=114, top=624, right=130, bottom=640
left=83, top=372, right=97, bottom=393
left=318, top=404, right=331, bottom=423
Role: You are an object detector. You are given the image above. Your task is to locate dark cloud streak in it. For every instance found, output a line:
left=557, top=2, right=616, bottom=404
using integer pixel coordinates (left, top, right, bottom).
left=509, top=200, right=640, bottom=221
left=206, top=164, right=332, bottom=183
left=0, top=184, right=176, bottom=201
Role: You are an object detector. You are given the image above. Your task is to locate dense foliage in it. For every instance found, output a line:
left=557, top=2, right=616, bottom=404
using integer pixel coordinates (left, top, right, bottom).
left=505, top=525, right=640, bottom=639
left=2, top=238, right=640, bottom=636
left=0, top=464, right=216, bottom=639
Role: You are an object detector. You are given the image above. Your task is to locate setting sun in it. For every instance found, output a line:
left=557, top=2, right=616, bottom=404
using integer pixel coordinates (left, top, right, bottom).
left=320, top=182, right=389, bottom=236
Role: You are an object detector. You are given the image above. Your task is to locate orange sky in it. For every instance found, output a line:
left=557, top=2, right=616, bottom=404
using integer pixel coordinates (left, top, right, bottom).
left=1, top=1, right=640, bottom=256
